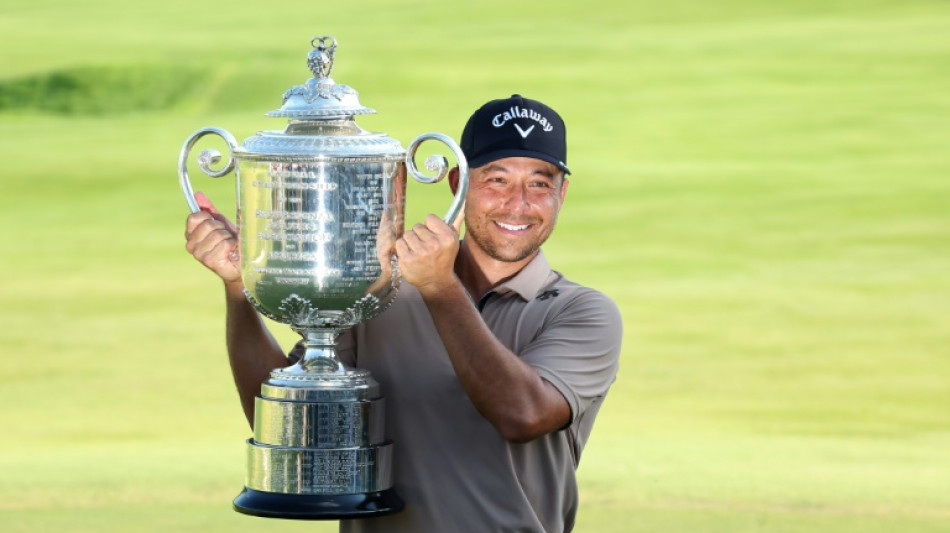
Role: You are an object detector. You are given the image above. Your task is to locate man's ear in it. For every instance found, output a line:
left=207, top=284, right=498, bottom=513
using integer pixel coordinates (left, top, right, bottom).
left=448, top=167, right=460, bottom=195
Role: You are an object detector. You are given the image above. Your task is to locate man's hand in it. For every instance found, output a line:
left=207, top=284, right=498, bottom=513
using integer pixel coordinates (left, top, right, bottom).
left=184, top=192, right=242, bottom=285
left=395, top=212, right=463, bottom=296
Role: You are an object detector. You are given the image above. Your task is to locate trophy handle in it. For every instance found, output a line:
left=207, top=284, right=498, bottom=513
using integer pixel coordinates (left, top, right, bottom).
left=406, top=132, right=470, bottom=226
left=178, top=127, right=240, bottom=213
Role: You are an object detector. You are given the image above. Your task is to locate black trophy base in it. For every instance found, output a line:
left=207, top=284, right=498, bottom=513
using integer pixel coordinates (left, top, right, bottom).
left=233, top=487, right=404, bottom=520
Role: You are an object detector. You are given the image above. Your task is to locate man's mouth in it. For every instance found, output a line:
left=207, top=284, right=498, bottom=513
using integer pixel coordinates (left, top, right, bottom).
left=495, top=221, right=531, bottom=231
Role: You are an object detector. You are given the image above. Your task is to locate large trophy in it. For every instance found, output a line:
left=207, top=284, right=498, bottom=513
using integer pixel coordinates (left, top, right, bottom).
left=177, top=36, right=468, bottom=519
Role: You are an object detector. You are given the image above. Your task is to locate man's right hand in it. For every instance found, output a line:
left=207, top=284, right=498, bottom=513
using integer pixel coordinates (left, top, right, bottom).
left=184, top=191, right=242, bottom=285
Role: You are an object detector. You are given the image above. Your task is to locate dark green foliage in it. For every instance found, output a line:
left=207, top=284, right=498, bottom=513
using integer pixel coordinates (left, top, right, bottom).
left=0, top=65, right=206, bottom=115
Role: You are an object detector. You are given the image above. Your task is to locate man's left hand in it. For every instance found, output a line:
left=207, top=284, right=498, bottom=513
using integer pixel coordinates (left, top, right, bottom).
left=395, top=213, right=463, bottom=296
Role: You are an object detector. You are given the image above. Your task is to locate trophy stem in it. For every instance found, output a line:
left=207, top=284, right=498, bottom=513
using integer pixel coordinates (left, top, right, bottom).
left=293, top=328, right=346, bottom=374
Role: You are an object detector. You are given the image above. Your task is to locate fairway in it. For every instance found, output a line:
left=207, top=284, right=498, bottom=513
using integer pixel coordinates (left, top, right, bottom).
left=1, top=1, right=948, bottom=531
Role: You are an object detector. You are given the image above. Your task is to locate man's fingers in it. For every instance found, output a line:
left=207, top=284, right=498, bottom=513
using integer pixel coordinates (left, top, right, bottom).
left=186, top=213, right=224, bottom=241
left=401, top=225, right=427, bottom=252
left=422, top=214, right=459, bottom=239
left=394, top=236, right=417, bottom=261
left=186, top=214, right=237, bottom=260
left=396, top=215, right=460, bottom=291
left=185, top=210, right=214, bottom=237
left=189, top=227, right=234, bottom=257
left=195, top=191, right=238, bottom=235
left=221, top=217, right=238, bottom=236
left=199, top=238, right=238, bottom=265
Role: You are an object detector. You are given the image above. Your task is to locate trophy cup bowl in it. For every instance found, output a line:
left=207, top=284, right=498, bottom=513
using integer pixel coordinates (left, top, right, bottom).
left=177, top=36, right=468, bottom=519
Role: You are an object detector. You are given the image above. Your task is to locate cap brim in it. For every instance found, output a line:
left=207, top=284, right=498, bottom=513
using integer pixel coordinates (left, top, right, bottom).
left=468, top=149, right=571, bottom=175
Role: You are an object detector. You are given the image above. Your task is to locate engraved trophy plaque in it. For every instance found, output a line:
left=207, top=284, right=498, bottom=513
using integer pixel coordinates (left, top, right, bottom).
left=177, top=36, right=469, bottom=519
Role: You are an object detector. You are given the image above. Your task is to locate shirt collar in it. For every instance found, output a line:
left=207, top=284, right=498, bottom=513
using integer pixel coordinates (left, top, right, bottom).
left=491, top=250, right=554, bottom=301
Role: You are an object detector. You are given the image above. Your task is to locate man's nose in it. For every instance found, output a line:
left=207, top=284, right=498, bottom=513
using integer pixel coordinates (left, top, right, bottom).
left=501, top=184, right=530, bottom=212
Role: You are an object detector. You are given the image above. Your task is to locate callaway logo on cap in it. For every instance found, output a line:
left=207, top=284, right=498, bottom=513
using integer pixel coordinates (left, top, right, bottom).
left=460, top=94, right=570, bottom=174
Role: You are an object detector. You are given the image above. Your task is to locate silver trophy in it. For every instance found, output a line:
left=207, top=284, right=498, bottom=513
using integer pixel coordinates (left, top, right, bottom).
left=177, top=36, right=468, bottom=519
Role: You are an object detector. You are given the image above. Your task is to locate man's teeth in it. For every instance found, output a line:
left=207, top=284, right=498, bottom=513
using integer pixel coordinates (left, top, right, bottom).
left=497, top=222, right=529, bottom=231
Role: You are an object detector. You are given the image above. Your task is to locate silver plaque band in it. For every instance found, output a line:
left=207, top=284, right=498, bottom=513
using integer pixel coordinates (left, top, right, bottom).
left=246, top=439, right=395, bottom=495
left=253, top=396, right=386, bottom=448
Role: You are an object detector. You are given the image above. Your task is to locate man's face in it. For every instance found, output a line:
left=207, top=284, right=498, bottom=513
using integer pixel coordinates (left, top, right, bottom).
left=463, top=157, right=568, bottom=263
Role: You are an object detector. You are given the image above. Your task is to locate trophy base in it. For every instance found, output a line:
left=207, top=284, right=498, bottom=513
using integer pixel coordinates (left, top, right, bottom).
left=233, top=487, right=404, bottom=520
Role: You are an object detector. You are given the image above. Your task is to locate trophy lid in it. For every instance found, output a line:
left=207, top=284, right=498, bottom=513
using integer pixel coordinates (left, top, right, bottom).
left=237, top=36, right=405, bottom=161
left=266, top=36, right=375, bottom=119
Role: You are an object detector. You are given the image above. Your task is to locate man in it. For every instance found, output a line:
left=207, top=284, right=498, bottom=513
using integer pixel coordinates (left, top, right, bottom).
left=185, top=94, right=622, bottom=532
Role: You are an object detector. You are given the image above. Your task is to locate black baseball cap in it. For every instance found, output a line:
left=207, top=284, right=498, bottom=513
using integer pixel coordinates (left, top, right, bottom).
left=460, top=94, right=570, bottom=175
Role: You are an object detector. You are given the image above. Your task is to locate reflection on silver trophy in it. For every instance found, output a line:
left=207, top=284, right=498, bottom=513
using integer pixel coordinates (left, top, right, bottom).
left=177, top=35, right=469, bottom=519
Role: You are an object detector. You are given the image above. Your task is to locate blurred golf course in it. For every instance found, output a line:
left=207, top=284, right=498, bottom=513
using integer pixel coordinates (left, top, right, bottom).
left=1, top=0, right=948, bottom=531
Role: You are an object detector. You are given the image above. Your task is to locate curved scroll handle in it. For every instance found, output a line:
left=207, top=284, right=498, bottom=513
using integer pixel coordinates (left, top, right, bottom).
left=406, top=132, right=470, bottom=226
left=177, top=127, right=240, bottom=213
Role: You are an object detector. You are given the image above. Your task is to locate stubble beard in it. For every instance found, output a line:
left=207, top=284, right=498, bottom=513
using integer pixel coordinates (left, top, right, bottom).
left=474, top=233, right=537, bottom=263
left=465, top=215, right=557, bottom=264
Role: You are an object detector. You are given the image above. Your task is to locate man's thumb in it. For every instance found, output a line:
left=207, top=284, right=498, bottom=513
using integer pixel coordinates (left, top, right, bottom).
left=195, top=192, right=238, bottom=235
left=195, top=191, right=217, bottom=213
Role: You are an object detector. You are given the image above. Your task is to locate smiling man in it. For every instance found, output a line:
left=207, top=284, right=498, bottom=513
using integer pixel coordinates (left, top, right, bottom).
left=185, top=94, right=622, bottom=532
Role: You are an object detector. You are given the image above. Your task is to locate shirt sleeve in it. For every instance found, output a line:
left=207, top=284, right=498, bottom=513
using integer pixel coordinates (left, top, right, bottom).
left=519, top=288, right=623, bottom=424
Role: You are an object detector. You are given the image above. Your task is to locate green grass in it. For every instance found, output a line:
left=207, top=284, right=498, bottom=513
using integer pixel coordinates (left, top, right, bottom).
left=1, top=0, right=949, bottom=531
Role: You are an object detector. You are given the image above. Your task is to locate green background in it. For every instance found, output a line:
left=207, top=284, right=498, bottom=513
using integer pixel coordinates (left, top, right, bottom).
left=1, top=1, right=948, bottom=531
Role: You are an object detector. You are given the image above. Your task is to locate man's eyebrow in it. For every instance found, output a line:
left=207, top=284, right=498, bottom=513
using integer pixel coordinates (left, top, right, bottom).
left=482, top=163, right=509, bottom=173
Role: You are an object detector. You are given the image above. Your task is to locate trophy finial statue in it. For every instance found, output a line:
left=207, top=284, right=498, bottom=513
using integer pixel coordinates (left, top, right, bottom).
left=307, top=36, right=337, bottom=79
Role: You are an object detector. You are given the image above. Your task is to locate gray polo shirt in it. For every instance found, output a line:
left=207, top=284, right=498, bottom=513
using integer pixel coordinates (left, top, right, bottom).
left=328, top=251, right=622, bottom=533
